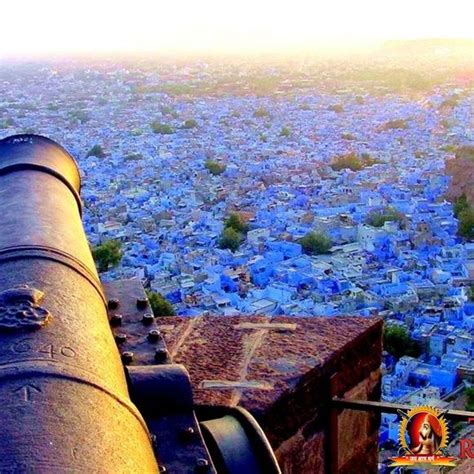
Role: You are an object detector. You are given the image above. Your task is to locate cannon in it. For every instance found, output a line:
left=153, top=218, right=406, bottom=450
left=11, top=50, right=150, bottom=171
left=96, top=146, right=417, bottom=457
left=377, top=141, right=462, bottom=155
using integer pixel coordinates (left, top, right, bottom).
left=0, top=134, right=280, bottom=473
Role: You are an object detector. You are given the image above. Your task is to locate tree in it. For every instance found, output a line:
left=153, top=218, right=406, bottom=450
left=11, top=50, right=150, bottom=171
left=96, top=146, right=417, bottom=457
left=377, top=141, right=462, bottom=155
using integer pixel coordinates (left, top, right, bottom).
left=279, top=126, right=291, bottom=137
left=465, top=387, right=474, bottom=411
left=151, top=121, right=174, bottom=134
left=224, top=213, right=248, bottom=234
left=160, top=105, right=175, bottom=116
left=366, top=207, right=405, bottom=228
left=455, top=145, right=474, bottom=161
left=328, top=104, right=344, bottom=113
left=383, top=325, right=421, bottom=359
left=182, top=119, right=198, bottom=129
left=146, top=290, right=175, bottom=317
left=299, top=232, right=331, bottom=255
left=92, top=240, right=122, bottom=273
left=330, top=152, right=378, bottom=172
left=468, top=285, right=474, bottom=302
left=0, top=118, right=14, bottom=129
left=204, top=159, right=226, bottom=176
left=453, top=194, right=470, bottom=217
left=86, top=144, right=106, bottom=158
left=69, top=110, right=90, bottom=123
left=341, top=132, right=356, bottom=140
left=254, top=108, right=270, bottom=118
left=458, top=207, right=474, bottom=239
left=218, top=227, right=242, bottom=252
left=381, top=119, right=408, bottom=131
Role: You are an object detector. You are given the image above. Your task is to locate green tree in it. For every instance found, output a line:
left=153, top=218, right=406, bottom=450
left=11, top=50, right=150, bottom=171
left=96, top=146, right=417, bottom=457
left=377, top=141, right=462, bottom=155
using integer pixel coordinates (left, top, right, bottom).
left=0, top=118, right=14, bottom=129
left=224, top=213, right=248, bottom=234
left=465, top=387, right=474, bottom=411
left=453, top=194, right=470, bottom=217
left=299, top=232, right=331, bottom=255
left=86, top=144, right=106, bottom=158
left=92, top=240, right=122, bottom=273
left=330, top=152, right=378, bottom=171
left=440, top=144, right=457, bottom=153
left=182, top=119, right=198, bottom=129
left=69, top=110, right=90, bottom=123
left=254, top=107, right=270, bottom=118
left=146, top=290, right=175, bottom=317
left=160, top=105, right=175, bottom=115
left=366, top=207, right=405, bottom=228
left=458, top=207, right=474, bottom=239
left=328, top=104, right=344, bottom=113
left=381, top=119, right=409, bottom=131
left=218, top=227, right=242, bottom=252
left=341, top=132, right=356, bottom=140
left=204, top=159, right=226, bottom=176
left=279, top=126, right=291, bottom=137
left=151, top=121, right=174, bottom=134
left=455, top=145, right=474, bottom=161
left=468, top=285, right=474, bottom=302
left=383, top=325, right=421, bottom=359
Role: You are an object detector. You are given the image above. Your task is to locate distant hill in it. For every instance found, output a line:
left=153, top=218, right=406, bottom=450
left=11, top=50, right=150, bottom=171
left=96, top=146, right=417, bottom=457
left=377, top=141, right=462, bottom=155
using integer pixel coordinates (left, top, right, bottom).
left=382, top=38, right=474, bottom=54
left=445, top=146, right=474, bottom=206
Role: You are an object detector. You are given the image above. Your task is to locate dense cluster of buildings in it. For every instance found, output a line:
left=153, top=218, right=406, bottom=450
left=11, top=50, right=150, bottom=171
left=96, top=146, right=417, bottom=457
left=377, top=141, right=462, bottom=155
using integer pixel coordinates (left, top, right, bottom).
left=0, top=60, right=472, bottom=446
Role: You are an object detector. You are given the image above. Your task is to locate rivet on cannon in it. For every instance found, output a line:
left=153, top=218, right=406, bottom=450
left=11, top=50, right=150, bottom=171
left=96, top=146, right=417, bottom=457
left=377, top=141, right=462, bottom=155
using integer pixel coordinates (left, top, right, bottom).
left=195, top=458, right=209, bottom=473
left=115, top=333, right=127, bottom=344
left=107, top=298, right=120, bottom=310
left=142, top=313, right=154, bottom=325
left=148, top=329, right=161, bottom=342
left=110, top=314, right=123, bottom=327
left=179, top=426, right=196, bottom=443
left=136, top=297, right=148, bottom=310
left=154, top=348, right=168, bottom=363
left=121, top=351, right=134, bottom=365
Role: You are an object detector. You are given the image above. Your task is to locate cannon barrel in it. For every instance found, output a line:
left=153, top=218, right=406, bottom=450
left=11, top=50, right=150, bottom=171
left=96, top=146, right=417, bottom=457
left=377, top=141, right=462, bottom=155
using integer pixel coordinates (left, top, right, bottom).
left=0, top=135, right=158, bottom=472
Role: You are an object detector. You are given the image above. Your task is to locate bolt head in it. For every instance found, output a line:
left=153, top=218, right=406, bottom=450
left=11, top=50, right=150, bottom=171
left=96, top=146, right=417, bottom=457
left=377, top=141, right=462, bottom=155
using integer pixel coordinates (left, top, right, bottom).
left=179, top=426, right=196, bottom=442
left=195, top=458, right=209, bottom=472
left=148, top=329, right=161, bottom=342
left=154, top=348, right=168, bottom=363
left=110, top=314, right=123, bottom=327
left=136, top=297, right=149, bottom=310
left=115, top=333, right=127, bottom=344
left=108, top=298, right=120, bottom=310
left=142, top=313, right=154, bottom=325
left=121, top=351, right=134, bottom=364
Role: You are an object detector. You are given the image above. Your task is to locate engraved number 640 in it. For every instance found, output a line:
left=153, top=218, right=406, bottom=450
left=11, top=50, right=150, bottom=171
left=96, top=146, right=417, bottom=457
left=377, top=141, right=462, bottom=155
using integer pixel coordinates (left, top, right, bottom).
left=12, top=339, right=76, bottom=358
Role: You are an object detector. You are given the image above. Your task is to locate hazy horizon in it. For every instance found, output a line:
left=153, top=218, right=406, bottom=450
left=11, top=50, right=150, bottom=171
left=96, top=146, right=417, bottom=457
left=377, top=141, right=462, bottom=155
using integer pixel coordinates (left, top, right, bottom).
left=1, top=0, right=473, bottom=58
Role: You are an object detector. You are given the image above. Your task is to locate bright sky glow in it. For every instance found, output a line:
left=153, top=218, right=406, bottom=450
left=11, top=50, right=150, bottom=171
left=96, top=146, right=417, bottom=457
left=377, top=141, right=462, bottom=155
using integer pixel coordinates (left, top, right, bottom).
left=1, top=0, right=473, bottom=56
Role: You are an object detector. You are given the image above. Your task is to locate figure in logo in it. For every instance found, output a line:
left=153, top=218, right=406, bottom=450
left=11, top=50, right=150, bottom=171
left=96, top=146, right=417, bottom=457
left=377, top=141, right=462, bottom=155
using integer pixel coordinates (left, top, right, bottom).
left=410, top=413, right=443, bottom=455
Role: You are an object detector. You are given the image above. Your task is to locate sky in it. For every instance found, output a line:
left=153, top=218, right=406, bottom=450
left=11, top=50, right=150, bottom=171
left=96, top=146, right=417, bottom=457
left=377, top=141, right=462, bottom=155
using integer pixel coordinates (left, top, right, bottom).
left=1, top=0, right=473, bottom=56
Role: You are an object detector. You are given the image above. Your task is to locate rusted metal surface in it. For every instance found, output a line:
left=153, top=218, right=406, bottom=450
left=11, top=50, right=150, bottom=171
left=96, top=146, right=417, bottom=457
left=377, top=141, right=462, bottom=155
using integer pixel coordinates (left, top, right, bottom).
left=104, top=279, right=170, bottom=366
left=0, top=135, right=158, bottom=472
left=128, top=364, right=217, bottom=474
